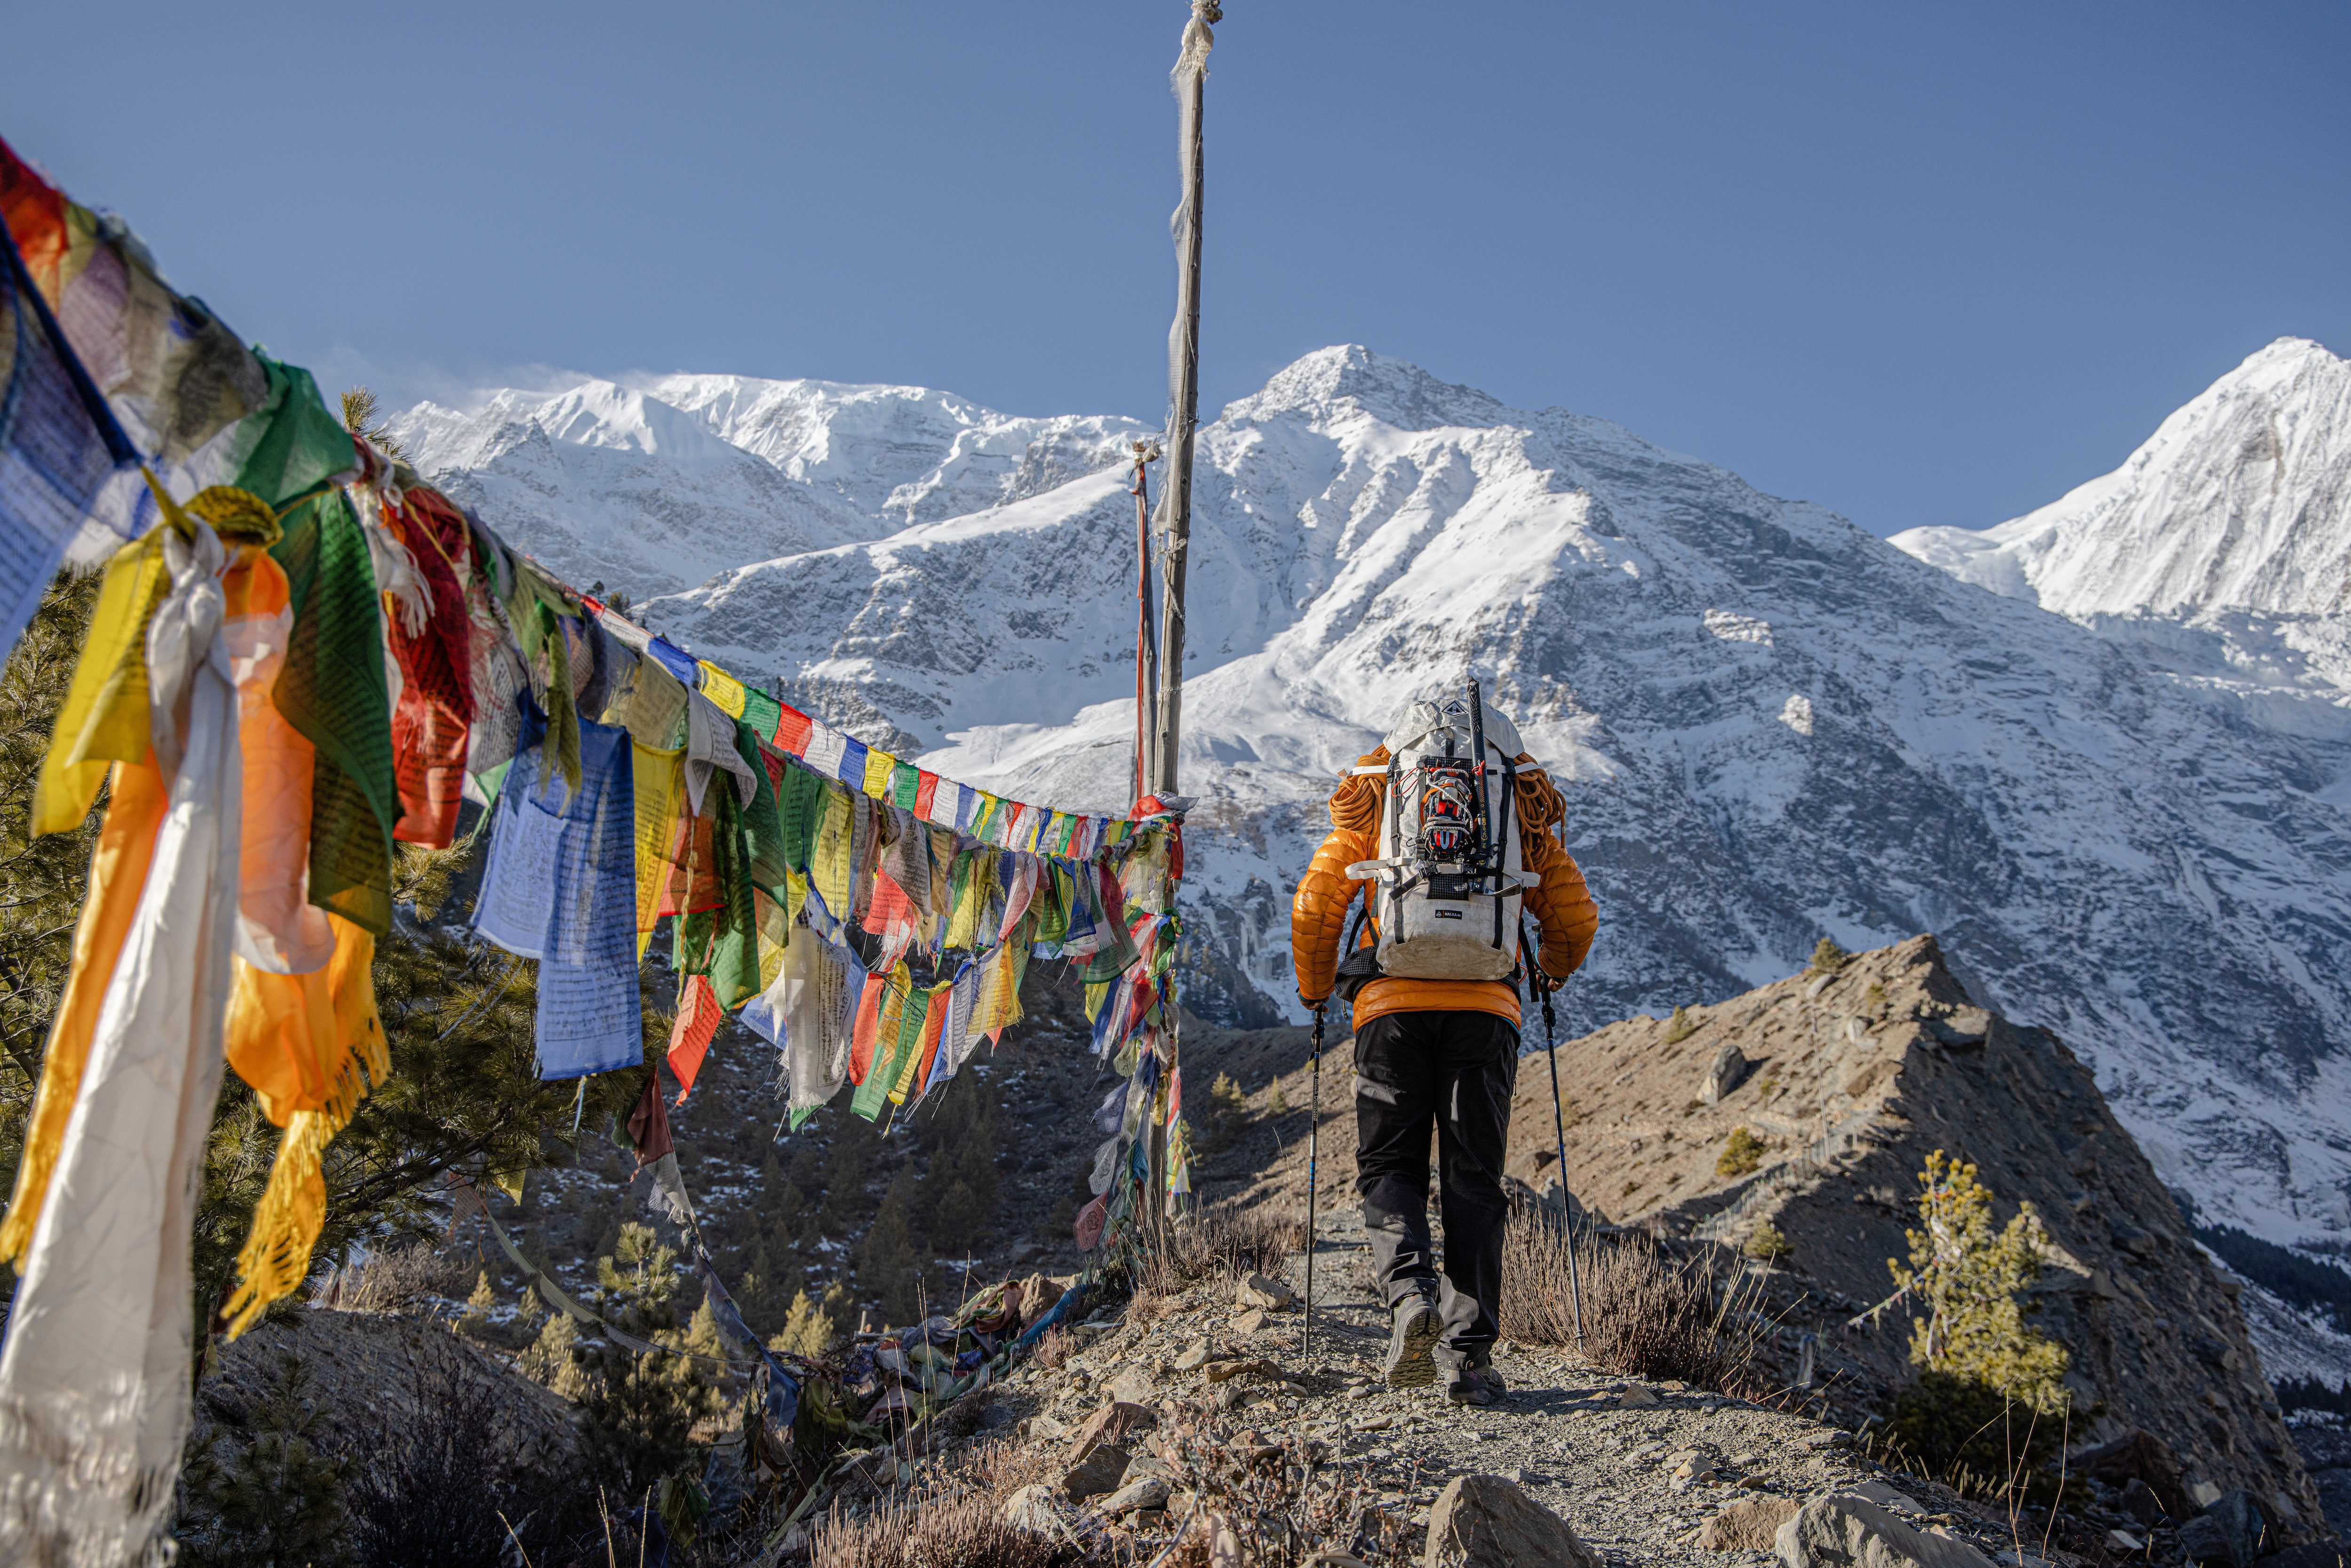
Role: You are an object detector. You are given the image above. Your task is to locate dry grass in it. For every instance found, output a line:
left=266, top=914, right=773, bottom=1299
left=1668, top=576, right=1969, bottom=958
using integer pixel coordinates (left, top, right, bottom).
left=318, top=1240, right=471, bottom=1314
left=1032, top=1326, right=1077, bottom=1371
left=1127, top=1288, right=1174, bottom=1327
left=1499, top=1210, right=1767, bottom=1395
left=806, top=1491, right=1056, bottom=1568
left=1136, top=1203, right=1306, bottom=1297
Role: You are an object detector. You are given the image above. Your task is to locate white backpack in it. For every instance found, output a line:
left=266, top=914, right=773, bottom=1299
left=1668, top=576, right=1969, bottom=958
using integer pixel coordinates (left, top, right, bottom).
left=1346, top=683, right=1527, bottom=982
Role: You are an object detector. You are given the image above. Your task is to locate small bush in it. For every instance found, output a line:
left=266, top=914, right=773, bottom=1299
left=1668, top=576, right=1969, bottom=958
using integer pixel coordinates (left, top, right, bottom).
left=1863, top=981, right=1889, bottom=1013
left=1887, top=1151, right=2067, bottom=1413
left=1717, top=1127, right=1766, bottom=1178
left=1745, top=1223, right=1792, bottom=1261
left=1265, top=1079, right=1290, bottom=1117
left=457, top=1270, right=495, bottom=1337
left=1136, top=1202, right=1305, bottom=1297
left=1499, top=1213, right=1763, bottom=1394
left=325, top=1241, right=469, bottom=1313
left=344, top=1353, right=532, bottom=1568
left=1033, top=1326, right=1076, bottom=1371
left=1810, top=938, right=1849, bottom=973
left=1662, top=1006, right=1698, bottom=1045
left=1193, top=1072, right=1252, bottom=1158
left=808, top=1490, right=1054, bottom=1568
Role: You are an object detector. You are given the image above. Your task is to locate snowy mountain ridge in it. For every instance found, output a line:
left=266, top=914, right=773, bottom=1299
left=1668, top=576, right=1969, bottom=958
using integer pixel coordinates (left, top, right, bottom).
left=1893, top=337, right=2351, bottom=621
left=387, top=373, right=1152, bottom=598
left=396, top=346, right=2351, bottom=1292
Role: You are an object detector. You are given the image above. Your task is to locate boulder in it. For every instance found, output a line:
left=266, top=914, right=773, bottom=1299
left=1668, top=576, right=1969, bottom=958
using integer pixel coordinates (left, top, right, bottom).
left=1016, top=1272, right=1069, bottom=1331
left=1617, top=1384, right=1661, bottom=1409
left=1232, top=1307, right=1269, bottom=1336
left=1205, top=1357, right=1283, bottom=1384
left=2073, top=1427, right=2191, bottom=1519
left=1700, top=1045, right=1751, bottom=1105
left=1108, top=1364, right=1155, bottom=1404
left=1700, top=1497, right=1803, bottom=1551
left=1238, top=1274, right=1298, bottom=1310
left=1004, top=1482, right=1086, bottom=1540
left=1174, top=1337, right=1212, bottom=1371
left=1070, top=1400, right=1158, bottom=1457
left=1775, top=1490, right=1994, bottom=1568
left=1423, top=1473, right=1599, bottom=1568
left=1061, top=1441, right=1131, bottom=1501
left=1101, top=1475, right=1172, bottom=1515
left=2253, top=1545, right=2349, bottom=1568
left=2180, top=1491, right=2275, bottom=1568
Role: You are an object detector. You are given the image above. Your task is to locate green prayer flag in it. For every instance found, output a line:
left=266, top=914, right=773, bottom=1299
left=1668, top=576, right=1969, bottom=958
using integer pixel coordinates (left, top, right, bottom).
left=270, top=489, right=396, bottom=934
left=232, top=355, right=357, bottom=510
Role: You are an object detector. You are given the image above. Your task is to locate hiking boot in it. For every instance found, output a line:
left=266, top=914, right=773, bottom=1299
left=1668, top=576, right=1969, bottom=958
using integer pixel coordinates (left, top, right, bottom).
left=1383, top=1291, right=1444, bottom=1388
left=1444, top=1360, right=1508, bottom=1407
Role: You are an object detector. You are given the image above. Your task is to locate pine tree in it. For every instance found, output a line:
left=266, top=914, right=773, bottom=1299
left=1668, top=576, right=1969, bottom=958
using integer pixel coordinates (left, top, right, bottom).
left=458, top=1269, right=495, bottom=1336
left=819, top=1117, right=879, bottom=1235
left=856, top=1171, right=927, bottom=1324
left=768, top=1288, right=837, bottom=1357
left=573, top=1222, right=718, bottom=1497
left=520, top=1312, right=585, bottom=1399
left=1887, top=1151, right=2067, bottom=1410
left=175, top=1354, right=352, bottom=1567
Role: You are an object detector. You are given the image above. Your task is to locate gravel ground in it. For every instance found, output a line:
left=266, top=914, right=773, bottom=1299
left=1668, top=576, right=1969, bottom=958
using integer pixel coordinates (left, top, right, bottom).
left=985, top=1223, right=2041, bottom=1566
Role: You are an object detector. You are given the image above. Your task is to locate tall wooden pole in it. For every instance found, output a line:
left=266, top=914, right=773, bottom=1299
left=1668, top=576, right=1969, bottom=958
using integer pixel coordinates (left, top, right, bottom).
left=1150, top=0, right=1216, bottom=796
left=1131, top=442, right=1159, bottom=806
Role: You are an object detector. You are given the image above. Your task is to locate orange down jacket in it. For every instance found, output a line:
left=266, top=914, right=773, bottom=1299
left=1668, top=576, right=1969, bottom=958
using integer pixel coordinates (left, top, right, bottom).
left=1291, top=747, right=1598, bottom=1032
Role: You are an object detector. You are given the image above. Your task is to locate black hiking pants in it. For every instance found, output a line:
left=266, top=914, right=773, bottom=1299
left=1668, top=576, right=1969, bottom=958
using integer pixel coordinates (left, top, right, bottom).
left=1353, top=1009, right=1517, bottom=1365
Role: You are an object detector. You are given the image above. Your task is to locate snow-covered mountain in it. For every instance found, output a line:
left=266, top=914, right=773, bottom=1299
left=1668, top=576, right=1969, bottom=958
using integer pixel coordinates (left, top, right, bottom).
left=400, top=348, right=2351, bottom=1275
left=388, top=375, right=1151, bottom=597
left=1893, top=338, right=2351, bottom=620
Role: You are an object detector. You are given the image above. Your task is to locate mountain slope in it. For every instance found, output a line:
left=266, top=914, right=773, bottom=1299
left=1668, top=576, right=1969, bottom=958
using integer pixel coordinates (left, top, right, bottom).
left=387, top=374, right=1151, bottom=598
left=410, top=347, right=2351, bottom=1258
left=1892, top=338, right=2351, bottom=619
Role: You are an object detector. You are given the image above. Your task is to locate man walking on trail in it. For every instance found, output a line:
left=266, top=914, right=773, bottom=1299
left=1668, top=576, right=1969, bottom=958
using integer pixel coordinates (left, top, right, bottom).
left=1291, top=689, right=1597, bottom=1407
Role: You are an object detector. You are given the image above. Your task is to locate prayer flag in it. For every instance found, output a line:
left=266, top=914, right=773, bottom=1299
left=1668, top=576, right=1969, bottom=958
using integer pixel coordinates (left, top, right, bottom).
left=773, top=703, right=811, bottom=756
left=0, top=220, right=137, bottom=667
left=698, top=660, right=747, bottom=718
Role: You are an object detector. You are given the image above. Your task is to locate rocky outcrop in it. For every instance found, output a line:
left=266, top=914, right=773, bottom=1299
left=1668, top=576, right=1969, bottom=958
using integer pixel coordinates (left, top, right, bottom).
left=1502, top=935, right=2321, bottom=1530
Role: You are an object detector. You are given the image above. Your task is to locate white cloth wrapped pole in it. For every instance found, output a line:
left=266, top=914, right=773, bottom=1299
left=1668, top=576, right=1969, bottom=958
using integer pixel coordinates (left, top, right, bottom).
left=0, top=526, right=243, bottom=1567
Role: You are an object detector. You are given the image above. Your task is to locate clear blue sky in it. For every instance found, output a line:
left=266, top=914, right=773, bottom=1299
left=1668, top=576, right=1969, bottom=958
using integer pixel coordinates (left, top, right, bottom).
left=9, top=1, right=2347, bottom=534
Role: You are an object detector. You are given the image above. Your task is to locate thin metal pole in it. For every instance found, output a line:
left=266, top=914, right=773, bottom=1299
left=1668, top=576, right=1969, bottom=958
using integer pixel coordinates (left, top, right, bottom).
left=1526, top=925, right=1586, bottom=1348
left=1303, top=1002, right=1323, bottom=1360
left=1541, top=984, right=1586, bottom=1348
left=1151, top=2, right=1217, bottom=795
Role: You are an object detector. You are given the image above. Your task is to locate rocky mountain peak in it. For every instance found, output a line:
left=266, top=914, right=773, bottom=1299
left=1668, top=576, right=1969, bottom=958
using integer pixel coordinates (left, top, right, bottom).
left=1892, top=336, right=2351, bottom=620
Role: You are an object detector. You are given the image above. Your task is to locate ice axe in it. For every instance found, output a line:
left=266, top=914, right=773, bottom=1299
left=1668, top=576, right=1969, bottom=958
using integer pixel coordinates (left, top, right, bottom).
left=1523, top=925, right=1586, bottom=1348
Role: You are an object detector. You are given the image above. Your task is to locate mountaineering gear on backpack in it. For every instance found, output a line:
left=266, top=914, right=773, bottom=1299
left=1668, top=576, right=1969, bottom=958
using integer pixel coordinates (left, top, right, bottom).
left=1346, top=680, right=1526, bottom=982
left=1291, top=693, right=1596, bottom=1033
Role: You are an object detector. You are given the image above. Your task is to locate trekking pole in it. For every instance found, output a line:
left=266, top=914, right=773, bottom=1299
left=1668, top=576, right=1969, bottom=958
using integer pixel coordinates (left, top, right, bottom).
left=1525, top=928, right=1586, bottom=1349
left=1542, top=983, right=1586, bottom=1348
left=1303, top=1002, right=1324, bottom=1360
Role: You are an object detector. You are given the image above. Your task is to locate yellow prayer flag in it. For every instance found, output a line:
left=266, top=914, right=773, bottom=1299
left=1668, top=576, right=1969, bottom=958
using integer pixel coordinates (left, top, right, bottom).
left=631, top=742, right=685, bottom=959
left=861, top=747, right=895, bottom=800
left=698, top=660, right=748, bottom=719
left=32, top=531, right=169, bottom=837
left=813, top=782, right=853, bottom=920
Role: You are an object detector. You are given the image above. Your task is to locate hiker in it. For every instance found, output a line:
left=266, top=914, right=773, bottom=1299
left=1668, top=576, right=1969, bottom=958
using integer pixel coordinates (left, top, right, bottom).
left=1291, top=686, right=1596, bottom=1406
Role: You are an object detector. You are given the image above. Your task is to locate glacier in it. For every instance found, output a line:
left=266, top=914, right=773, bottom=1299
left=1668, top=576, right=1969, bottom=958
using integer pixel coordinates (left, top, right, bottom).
left=394, top=346, right=2351, bottom=1283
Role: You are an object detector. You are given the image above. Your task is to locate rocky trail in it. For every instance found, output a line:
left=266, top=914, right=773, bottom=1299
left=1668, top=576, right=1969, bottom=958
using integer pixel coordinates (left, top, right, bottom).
left=863, top=1241, right=2079, bottom=1568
